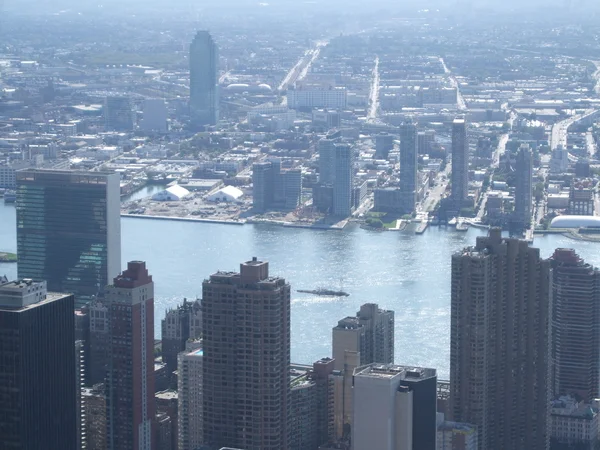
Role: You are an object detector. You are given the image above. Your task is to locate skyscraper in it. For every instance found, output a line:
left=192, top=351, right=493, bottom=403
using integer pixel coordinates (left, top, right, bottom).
left=252, top=160, right=302, bottom=212
left=332, top=303, right=394, bottom=371
left=178, top=346, right=204, bottom=450
left=106, top=261, right=155, bottom=450
left=514, top=143, right=533, bottom=231
left=352, top=364, right=437, bottom=450
left=375, top=133, right=395, bottom=160
left=333, top=143, right=353, bottom=217
left=202, top=257, right=290, bottom=450
left=189, top=30, right=219, bottom=126
left=318, top=130, right=341, bottom=185
left=550, top=249, right=600, bottom=402
left=142, top=98, right=168, bottom=133
left=400, top=122, right=418, bottom=214
left=0, top=279, right=77, bottom=449
left=161, top=298, right=202, bottom=376
left=450, top=229, right=552, bottom=450
left=104, top=95, right=134, bottom=131
left=451, top=117, right=469, bottom=209
left=16, top=169, right=121, bottom=308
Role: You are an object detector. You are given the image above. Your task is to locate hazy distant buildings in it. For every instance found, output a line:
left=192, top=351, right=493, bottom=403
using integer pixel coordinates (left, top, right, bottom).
left=252, top=159, right=303, bottom=212
left=178, top=347, right=204, bottom=450
left=202, top=258, right=290, bottom=449
left=161, top=298, right=202, bottom=376
left=399, top=122, right=418, bottom=214
left=550, top=249, right=600, bottom=402
left=106, top=262, right=155, bottom=450
left=332, top=303, right=394, bottom=370
left=375, top=133, right=395, bottom=160
left=189, top=31, right=219, bottom=127
left=451, top=117, right=469, bottom=210
left=142, top=98, right=168, bottom=133
left=287, top=86, right=347, bottom=110
left=352, top=364, right=437, bottom=450
left=16, top=169, right=121, bottom=308
left=333, top=143, right=353, bottom=217
left=569, top=185, right=594, bottom=216
left=319, top=130, right=342, bottom=185
left=0, top=279, right=76, bottom=449
left=104, top=95, right=134, bottom=131
left=513, top=143, right=533, bottom=231
left=450, top=229, right=551, bottom=450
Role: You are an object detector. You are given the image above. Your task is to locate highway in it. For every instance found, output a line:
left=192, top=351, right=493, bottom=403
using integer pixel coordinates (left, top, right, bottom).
left=366, top=56, right=380, bottom=123
left=439, top=57, right=467, bottom=111
left=550, top=109, right=597, bottom=151
left=278, top=41, right=328, bottom=92
left=475, top=134, right=508, bottom=221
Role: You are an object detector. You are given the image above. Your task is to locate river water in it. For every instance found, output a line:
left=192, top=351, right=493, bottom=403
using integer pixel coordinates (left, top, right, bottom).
left=1, top=187, right=599, bottom=378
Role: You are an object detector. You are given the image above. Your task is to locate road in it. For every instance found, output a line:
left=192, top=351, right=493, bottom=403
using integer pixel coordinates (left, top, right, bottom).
left=366, top=56, right=380, bottom=123
left=278, top=41, right=328, bottom=92
left=550, top=109, right=597, bottom=151
left=476, top=134, right=508, bottom=220
left=439, top=57, right=467, bottom=111
left=421, top=165, right=451, bottom=213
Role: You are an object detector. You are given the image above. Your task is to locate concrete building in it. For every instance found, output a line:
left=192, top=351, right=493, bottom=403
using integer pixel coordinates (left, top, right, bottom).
left=513, top=143, right=533, bottom=231
left=333, top=143, right=353, bottom=217
left=550, top=396, right=600, bottom=450
left=569, top=186, right=594, bottom=216
left=400, top=122, right=418, bottom=214
left=88, top=299, right=111, bottom=386
left=178, top=347, right=204, bottom=450
left=106, top=261, right=156, bottom=450
left=287, top=87, right=347, bottom=110
left=550, top=146, right=569, bottom=174
left=0, top=279, right=77, bottom=449
left=550, top=249, right=600, bottom=402
left=332, top=303, right=394, bottom=371
left=82, top=384, right=107, bottom=450
left=161, top=298, right=202, bottom=376
left=450, top=229, right=552, bottom=450
left=289, top=358, right=336, bottom=450
left=104, top=95, right=134, bottom=131
left=451, top=117, right=469, bottom=210
left=312, top=109, right=341, bottom=130
left=156, top=390, right=178, bottom=450
left=202, top=258, right=290, bottom=450
left=252, top=159, right=302, bottom=212
left=142, top=98, right=168, bottom=133
left=16, top=169, right=121, bottom=308
left=352, top=364, right=437, bottom=450
left=436, top=415, right=478, bottom=450
left=190, top=31, right=219, bottom=127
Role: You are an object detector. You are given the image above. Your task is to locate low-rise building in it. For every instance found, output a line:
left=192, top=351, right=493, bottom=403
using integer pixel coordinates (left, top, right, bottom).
left=551, top=396, right=600, bottom=450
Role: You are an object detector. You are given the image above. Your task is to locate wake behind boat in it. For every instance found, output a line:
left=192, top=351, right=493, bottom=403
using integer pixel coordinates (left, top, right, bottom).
left=297, top=287, right=350, bottom=297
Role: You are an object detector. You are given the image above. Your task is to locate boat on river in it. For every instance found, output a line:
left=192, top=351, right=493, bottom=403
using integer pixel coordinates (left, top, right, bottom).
left=297, top=287, right=349, bottom=297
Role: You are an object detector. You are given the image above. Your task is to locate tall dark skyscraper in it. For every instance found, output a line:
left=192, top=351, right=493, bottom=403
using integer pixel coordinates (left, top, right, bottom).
left=202, top=257, right=290, bottom=450
left=514, top=143, right=533, bottom=231
left=104, top=95, right=134, bottom=131
left=0, top=279, right=77, bottom=449
left=399, top=122, right=418, bottom=214
left=333, top=143, right=353, bottom=217
left=550, top=249, right=600, bottom=402
left=106, top=261, right=156, bottom=450
left=16, top=169, right=121, bottom=308
left=450, top=229, right=552, bottom=450
left=451, top=117, right=469, bottom=209
left=189, top=30, right=219, bottom=126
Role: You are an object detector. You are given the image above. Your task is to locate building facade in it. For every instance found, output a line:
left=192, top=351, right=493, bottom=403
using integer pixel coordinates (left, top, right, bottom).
left=451, top=117, right=469, bottom=210
left=332, top=303, right=394, bottom=371
left=513, top=143, right=533, bottom=231
left=106, top=261, right=156, bottom=450
left=318, top=130, right=341, bottom=185
left=189, top=31, right=219, bottom=126
left=550, top=396, right=600, bottom=450
left=202, top=258, right=290, bottom=450
left=333, top=143, right=353, bottom=217
left=352, top=364, right=437, bottom=450
left=252, top=159, right=302, bottom=212
left=450, top=229, right=552, bottom=450
left=104, top=95, right=134, bottom=131
left=400, top=122, right=418, bottom=214
left=161, top=298, right=202, bottom=376
left=550, top=249, right=600, bottom=402
left=16, top=169, right=121, bottom=307
left=178, top=347, right=204, bottom=450
left=0, top=279, right=77, bottom=449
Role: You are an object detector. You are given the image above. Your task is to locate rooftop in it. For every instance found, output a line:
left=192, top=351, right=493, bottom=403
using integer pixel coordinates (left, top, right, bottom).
left=354, top=363, right=436, bottom=381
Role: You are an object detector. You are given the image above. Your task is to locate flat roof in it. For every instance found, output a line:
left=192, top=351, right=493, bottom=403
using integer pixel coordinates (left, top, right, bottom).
left=0, top=291, right=72, bottom=312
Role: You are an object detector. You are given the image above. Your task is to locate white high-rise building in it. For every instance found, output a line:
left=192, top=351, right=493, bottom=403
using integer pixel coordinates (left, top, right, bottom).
left=178, top=346, right=203, bottom=450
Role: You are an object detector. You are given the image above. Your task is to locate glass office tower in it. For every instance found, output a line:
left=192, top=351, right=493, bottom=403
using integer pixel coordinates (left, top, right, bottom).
left=16, top=169, right=121, bottom=307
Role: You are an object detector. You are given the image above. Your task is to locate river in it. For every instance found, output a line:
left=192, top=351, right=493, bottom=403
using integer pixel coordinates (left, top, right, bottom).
left=1, top=190, right=599, bottom=378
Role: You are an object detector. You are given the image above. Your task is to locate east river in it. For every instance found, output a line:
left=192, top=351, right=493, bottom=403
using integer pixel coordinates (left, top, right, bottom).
left=2, top=186, right=600, bottom=378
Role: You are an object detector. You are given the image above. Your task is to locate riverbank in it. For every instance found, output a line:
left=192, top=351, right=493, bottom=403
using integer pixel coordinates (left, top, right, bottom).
left=0, top=252, right=16, bottom=262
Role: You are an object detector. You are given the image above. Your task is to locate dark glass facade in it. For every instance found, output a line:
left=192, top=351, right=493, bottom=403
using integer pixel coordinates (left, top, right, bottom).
left=16, top=170, right=121, bottom=307
left=0, top=292, right=77, bottom=449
